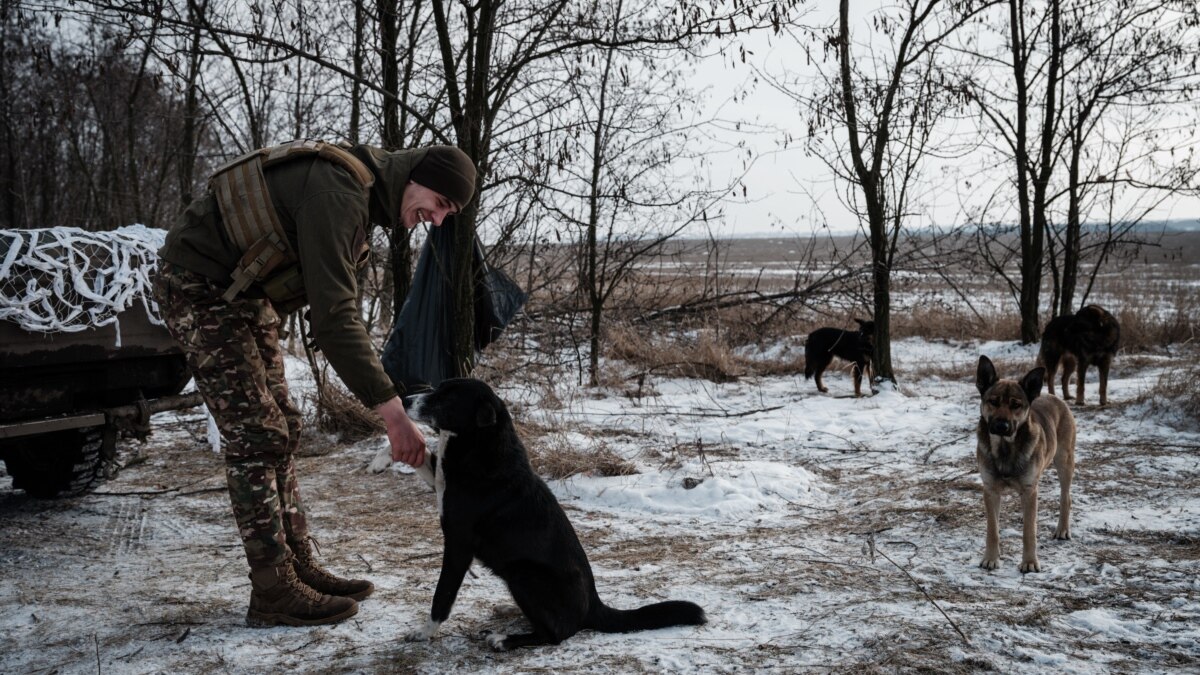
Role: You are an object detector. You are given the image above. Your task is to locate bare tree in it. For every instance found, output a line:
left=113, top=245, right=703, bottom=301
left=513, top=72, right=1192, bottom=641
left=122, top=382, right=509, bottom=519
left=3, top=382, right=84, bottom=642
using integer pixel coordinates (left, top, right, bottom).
left=541, top=0, right=738, bottom=385
left=962, top=0, right=1061, bottom=344
left=1047, top=0, right=1200, bottom=315
left=426, top=0, right=805, bottom=376
left=0, top=9, right=210, bottom=230
left=791, top=0, right=992, bottom=383
left=961, top=0, right=1199, bottom=334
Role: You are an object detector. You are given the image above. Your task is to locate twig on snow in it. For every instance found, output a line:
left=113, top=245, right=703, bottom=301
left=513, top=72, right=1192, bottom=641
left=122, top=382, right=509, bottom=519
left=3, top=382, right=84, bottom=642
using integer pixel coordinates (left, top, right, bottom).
left=1088, top=440, right=1200, bottom=450
left=869, top=533, right=970, bottom=646
left=923, top=433, right=971, bottom=464
left=92, top=473, right=223, bottom=497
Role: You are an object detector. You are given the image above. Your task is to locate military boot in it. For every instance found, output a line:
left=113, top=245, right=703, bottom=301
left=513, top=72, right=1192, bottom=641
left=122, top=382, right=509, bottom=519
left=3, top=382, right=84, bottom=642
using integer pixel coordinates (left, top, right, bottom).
left=246, top=558, right=358, bottom=627
left=291, top=537, right=374, bottom=601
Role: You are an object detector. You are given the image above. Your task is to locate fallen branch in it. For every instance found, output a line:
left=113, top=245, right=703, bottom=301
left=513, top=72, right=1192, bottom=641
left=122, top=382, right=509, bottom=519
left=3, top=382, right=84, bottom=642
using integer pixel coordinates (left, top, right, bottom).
left=93, top=473, right=222, bottom=497
left=401, top=551, right=441, bottom=563
left=922, top=433, right=972, bottom=464
left=580, top=405, right=784, bottom=419
left=809, top=430, right=872, bottom=453
left=870, top=534, right=970, bottom=645
left=1087, top=440, right=1200, bottom=450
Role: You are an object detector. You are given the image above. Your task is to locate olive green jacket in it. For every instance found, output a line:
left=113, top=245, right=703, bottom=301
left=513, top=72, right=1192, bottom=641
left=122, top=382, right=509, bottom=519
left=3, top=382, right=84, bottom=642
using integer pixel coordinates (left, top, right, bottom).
left=159, top=144, right=427, bottom=408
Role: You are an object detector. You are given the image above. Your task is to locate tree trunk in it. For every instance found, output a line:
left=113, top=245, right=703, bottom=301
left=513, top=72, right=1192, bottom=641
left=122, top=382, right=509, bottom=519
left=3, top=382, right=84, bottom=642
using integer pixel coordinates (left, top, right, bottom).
left=869, top=209, right=894, bottom=383
left=433, top=0, right=494, bottom=377
left=1008, top=0, right=1039, bottom=344
left=349, top=0, right=364, bottom=143
left=0, top=0, right=17, bottom=227
left=585, top=6, right=620, bottom=387
left=1059, top=121, right=1084, bottom=316
left=379, top=0, right=412, bottom=321
left=177, top=6, right=204, bottom=207
left=839, top=0, right=896, bottom=385
left=449, top=200, right=478, bottom=377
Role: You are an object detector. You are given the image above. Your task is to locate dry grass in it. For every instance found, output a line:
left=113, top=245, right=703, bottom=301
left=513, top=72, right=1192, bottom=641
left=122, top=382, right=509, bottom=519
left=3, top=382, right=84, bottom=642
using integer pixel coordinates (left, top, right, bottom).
left=891, top=304, right=1021, bottom=343
left=1114, top=299, right=1200, bottom=351
left=1132, top=363, right=1200, bottom=426
left=606, top=322, right=745, bottom=383
left=517, top=419, right=639, bottom=480
left=305, top=380, right=385, bottom=443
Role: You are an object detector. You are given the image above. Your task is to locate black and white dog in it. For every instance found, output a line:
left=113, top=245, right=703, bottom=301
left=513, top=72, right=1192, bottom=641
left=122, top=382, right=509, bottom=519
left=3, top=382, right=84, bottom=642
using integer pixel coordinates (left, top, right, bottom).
left=402, top=378, right=706, bottom=651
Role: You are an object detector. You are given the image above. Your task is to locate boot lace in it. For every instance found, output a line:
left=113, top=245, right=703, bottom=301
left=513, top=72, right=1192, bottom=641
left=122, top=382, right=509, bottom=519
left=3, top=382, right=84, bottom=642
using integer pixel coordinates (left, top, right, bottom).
left=282, top=559, right=325, bottom=603
left=295, top=538, right=344, bottom=586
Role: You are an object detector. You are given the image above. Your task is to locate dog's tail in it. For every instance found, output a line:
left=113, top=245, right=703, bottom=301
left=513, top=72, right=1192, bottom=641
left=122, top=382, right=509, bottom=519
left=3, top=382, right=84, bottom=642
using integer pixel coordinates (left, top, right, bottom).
left=585, top=600, right=706, bottom=633
left=803, top=361, right=814, bottom=379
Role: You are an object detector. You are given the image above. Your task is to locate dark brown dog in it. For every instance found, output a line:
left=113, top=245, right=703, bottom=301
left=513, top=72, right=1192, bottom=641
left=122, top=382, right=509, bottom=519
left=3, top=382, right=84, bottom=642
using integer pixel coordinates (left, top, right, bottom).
left=804, top=319, right=874, bottom=397
left=1038, top=304, right=1120, bottom=405
left=975, top=356, right=1076, bottom=573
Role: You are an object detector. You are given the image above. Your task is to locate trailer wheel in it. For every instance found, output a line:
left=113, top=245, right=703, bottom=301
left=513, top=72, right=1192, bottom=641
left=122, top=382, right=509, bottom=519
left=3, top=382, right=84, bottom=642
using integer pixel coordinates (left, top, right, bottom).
left=2, top=427, right=112, bottom=498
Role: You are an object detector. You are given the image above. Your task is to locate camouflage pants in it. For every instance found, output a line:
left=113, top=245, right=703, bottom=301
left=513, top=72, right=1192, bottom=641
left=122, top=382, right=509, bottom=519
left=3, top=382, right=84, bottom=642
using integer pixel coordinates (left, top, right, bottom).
left=153, top=264, right=308, bottom=568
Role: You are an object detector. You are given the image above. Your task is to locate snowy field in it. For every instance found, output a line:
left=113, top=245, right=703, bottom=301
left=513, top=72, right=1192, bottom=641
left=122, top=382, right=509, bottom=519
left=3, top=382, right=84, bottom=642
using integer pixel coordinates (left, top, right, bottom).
left=2, top=336, right=1198, bottom=673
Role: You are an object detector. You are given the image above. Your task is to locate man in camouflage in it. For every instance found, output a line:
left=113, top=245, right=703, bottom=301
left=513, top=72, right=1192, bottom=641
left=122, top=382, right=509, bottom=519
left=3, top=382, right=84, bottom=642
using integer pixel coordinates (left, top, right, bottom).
left=154, top=143, right=476, bottom=627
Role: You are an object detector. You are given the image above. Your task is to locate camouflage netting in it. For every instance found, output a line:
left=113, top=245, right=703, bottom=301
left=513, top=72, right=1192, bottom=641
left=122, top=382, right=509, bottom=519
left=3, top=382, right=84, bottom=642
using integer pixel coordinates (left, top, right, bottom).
left=0, top=225, right=166, bottom=341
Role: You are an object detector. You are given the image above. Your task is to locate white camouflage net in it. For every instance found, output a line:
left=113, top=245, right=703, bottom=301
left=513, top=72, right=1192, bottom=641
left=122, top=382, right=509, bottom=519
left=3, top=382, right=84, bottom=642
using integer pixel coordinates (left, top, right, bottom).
left=0, top=225, right=167, bottom=339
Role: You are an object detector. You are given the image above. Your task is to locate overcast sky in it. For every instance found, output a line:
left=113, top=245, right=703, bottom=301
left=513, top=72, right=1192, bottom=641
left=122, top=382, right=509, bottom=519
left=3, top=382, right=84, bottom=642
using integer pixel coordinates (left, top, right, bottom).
left=690, top=4, right=1200, bottom=238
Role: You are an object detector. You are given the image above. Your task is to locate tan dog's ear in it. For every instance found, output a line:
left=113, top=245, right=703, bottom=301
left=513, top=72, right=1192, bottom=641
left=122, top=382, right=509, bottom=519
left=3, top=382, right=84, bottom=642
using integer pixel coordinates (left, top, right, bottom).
left=976, top=356, right=998, bottom=397
left=1020, top=367, right=1046, bottom=402
left=475, top=402, right=498, bottom=427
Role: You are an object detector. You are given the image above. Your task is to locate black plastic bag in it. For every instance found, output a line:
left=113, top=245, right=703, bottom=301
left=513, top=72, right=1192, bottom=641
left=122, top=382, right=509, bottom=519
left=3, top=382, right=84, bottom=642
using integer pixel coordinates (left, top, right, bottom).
left=380, top=223, right=526, bottom=394
left=473, top=236, right=526, bottom=351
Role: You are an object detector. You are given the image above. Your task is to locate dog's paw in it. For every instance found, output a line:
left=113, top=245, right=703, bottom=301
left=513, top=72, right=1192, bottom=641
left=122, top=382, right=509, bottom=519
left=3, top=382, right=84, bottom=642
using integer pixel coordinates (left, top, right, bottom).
left=486, top=633, right=509, bottom=652
left=489, top=604, right=523, bottom=619
left=1019, top=558, right=1041, bottom=573
left=1053, top=527, right=1071, bottom=540
left=368, top=448, right=393, bottom=474
left=979, top=555, right=1000, bottom=570
left=404, top=618, right=441, bottom=642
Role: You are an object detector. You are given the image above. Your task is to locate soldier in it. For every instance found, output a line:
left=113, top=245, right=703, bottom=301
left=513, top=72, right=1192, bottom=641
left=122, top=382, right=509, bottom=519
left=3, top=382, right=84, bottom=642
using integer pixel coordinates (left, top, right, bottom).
left=153, top=141, right=476, bottom=627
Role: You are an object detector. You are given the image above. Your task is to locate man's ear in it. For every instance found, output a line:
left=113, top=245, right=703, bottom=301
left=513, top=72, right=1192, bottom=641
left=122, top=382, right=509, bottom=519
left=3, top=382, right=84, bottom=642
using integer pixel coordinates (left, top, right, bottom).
left=976, top=356, right=998, bottom=397
left=1020, top=367, right=1046, bottom=403
left=475, top=403, right=497, bottom=427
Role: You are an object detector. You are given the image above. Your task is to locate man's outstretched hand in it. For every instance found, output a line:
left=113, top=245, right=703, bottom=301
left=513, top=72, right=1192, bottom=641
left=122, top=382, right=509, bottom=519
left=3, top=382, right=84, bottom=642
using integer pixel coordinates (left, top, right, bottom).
left=375, top=396, right=426, bottom=467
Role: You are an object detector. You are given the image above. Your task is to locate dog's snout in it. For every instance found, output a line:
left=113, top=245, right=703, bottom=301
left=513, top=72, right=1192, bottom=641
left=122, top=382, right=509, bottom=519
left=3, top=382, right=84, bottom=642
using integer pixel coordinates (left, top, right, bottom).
left=404, top=393, right=427, bottom=420
left=988, top=418, right=1012, bottom=436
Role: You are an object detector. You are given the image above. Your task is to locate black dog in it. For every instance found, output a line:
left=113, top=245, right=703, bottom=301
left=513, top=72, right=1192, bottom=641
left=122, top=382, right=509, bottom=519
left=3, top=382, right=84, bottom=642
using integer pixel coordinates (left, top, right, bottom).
left=402, top=378, right=706, bottom=651
left=1038, top=304, right=1120, bottom=405
left=804, top=319, right=875, bottom=397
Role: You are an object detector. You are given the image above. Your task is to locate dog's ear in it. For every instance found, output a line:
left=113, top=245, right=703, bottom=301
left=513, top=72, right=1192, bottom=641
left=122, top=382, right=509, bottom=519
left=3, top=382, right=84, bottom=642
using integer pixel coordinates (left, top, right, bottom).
left=475, top=402, right=498, bottom=427
left=1020, top=367, right=1045, bottom=402
left=976, top=356, right=997, bottom=397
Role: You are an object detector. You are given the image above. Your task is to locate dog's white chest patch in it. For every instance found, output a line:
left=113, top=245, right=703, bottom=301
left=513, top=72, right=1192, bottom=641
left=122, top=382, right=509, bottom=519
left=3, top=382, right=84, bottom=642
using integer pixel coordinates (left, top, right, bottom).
left=434, top=430, right=453, bottom=516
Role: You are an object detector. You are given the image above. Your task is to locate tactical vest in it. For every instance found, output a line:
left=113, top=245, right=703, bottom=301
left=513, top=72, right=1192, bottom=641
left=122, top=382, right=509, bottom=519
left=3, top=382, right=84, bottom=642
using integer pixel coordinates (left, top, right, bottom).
left=208, top=139, right=375, bottom=307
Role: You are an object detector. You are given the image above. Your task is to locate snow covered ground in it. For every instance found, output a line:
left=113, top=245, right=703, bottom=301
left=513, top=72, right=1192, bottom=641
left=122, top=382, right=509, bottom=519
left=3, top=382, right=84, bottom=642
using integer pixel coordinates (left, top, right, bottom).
left=1, top=337, right=1198, bottom=673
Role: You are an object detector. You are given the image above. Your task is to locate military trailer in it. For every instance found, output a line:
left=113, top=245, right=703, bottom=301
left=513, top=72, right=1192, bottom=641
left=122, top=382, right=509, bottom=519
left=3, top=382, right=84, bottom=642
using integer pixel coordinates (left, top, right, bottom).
left=0, top=226, right=203, bottom=497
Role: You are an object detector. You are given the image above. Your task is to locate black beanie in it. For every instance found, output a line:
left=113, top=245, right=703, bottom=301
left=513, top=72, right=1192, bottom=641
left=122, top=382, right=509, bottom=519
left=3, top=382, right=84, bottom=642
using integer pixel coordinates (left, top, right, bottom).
left=409, top=146, right=477, bottom=209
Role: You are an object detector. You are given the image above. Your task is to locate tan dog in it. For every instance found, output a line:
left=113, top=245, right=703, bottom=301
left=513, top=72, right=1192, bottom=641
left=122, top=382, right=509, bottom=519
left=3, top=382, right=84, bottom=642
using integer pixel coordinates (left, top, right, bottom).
left=975, top=356, right=1076, bottom=573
